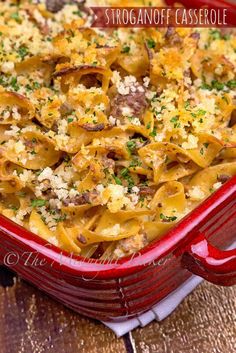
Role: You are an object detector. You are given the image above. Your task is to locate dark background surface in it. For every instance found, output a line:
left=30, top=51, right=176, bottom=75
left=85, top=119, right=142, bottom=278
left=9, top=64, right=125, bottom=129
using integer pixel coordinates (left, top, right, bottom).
left=0, top=266, right=235, bottom=353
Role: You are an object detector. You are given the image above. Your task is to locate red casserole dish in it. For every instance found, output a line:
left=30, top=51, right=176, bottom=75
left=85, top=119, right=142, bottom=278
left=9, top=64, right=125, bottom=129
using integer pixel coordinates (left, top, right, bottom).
left=0, top=0, right=236, bottom=323
left=0, top=175, right=235, bottom=322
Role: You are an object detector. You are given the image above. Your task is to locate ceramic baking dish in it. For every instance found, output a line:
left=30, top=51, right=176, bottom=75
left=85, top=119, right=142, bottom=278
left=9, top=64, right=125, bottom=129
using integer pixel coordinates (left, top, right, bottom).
left=0, top=0, right=236, bottom=322
left=0, top=175, right=235, bottom=322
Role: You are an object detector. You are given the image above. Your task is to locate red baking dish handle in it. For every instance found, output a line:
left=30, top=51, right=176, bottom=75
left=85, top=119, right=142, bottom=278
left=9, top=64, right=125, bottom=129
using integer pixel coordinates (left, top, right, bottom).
left=181, top=232, right=236, bottom=286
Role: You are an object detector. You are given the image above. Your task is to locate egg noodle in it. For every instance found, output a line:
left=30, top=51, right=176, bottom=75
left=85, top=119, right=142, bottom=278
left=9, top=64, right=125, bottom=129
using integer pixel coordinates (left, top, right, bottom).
left=0, top=0, right=235, bottom=259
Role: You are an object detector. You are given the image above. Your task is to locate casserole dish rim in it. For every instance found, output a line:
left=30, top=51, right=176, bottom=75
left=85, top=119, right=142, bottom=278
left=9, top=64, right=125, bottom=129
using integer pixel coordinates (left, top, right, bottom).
left=0, top=175, right=235, bottom=280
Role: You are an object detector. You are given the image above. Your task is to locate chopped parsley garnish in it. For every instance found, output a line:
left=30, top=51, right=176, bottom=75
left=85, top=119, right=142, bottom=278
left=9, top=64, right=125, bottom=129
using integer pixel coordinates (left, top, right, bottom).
left=202, top=79, right=236, bottom=91
left=112, top=175, right=122, bottom=185
left=55, top=214, right=67, bottom=223
left=126, top=140, right=136, bottom=153
left=211, top=80, right=225, bottom=91
left=129, top=158, right=142, bottom=168
left=184, top=101, right=191, bottom=110
left=146, top=122, right=151, bottom=129
left=10, top=77, right=19, bottom=91
left=164, top=156, right=170, bottom=164
left=191, top=109, right=206, bottom=118
left=209, top=29, right=221, bottom=40
left=147, top=38, right=156, bottom=49
left=10, top=12, right=21, bottom=23
left=0, top=76, right=5, bottom=86
left=120, top=168, right=135, bottom=191
left=149, top=127, right=157, bottom=137
left=160, top=213, right=177, bottom=222
left=170, top=116, right=179, bottom=123
left=120, top=168, right=129, bottom=178
left=66, top=29, right=75, bottom=42
left=122, top=45, right=130, bottom=53
left=10, top=205, right=19, bottom=211
left=170, top=116, right=180, bottom=128
left=209, top=29, right=230, bottom=41
left=197, top=109, right=207, bottom=116
left=201, top=82, right=212, bottom=90
left=17, top=46, right=29, bottom=60
left=72, top=10, right=82, bottom=17
left=33, top=81, right=40, bottom=90
left=25, top=84, right=33, bottom=92
left=31, top=199, right=47, bottom=207
left=222, top=96, right=229, bottom=104
left=127, top=116, right=135, bottom=122
left=227, top=80, right=236, bottom=89
left=153, top=105, right=166, bottom=118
